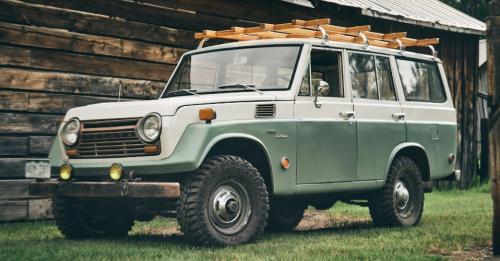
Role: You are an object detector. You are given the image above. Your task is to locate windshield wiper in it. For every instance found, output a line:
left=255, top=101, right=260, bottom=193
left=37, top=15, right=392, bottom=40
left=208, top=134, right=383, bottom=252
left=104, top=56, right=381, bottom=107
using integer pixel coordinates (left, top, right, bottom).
left=217, top=83, right=264, bottom=95
left=163, top=89, right=199, bottom=97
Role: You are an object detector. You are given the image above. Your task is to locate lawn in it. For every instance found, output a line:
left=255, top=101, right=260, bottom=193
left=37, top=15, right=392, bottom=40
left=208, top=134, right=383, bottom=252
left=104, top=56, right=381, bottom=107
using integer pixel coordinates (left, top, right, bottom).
left=0, top=190, right=492, bottom=260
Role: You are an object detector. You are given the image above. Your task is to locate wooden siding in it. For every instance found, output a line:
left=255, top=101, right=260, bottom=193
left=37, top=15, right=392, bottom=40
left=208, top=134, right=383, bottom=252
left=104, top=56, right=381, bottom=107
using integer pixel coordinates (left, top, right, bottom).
left=0, top=0, right=481, bottom=186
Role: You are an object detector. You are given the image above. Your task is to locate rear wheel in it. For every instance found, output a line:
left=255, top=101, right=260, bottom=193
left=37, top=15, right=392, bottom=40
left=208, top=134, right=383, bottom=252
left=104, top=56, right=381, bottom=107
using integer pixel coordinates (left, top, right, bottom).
left=267, top=200, right=305, bottom=231
left=369, top=156, right=424, bottom=227
left=177, top=155, right=269, bottom=246
left=53, top=197, right=134, bottom=239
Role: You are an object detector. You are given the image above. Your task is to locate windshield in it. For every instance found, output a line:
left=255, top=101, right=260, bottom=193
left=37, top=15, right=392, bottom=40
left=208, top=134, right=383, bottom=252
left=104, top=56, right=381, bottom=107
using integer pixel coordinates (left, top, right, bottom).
left=161, top=45, right=301, bottom=98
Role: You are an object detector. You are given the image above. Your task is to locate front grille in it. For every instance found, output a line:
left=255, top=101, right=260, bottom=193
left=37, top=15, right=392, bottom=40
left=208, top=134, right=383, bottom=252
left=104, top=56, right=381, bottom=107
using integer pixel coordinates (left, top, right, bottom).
left=69, top=118, right=159, bottom=159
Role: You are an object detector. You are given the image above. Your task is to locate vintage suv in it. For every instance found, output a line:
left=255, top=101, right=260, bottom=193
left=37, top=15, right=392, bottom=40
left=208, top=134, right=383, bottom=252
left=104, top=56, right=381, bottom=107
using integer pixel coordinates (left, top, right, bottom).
left=30, top=21, right=460, bottom=246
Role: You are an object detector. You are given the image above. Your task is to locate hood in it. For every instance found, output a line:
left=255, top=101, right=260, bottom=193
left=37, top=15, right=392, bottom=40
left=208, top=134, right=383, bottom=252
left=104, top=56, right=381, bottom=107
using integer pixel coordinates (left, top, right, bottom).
left=64, top=92, right=278, bottom=121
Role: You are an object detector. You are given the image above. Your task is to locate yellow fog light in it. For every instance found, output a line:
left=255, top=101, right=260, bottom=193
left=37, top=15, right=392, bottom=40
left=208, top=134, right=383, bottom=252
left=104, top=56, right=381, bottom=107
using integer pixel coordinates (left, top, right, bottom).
left=59, top=164, right=72, bottom=181
left=109, top=164, right=123, bottom=181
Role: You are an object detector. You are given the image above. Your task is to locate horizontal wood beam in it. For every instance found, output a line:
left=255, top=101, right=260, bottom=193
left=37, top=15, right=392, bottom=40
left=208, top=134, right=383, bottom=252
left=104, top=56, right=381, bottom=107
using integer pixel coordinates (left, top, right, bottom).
left=0, top=45, right=174, bottom=81
left=0, top=22, right=187, bottom=64
left=0, top=68, right=164, bottom=99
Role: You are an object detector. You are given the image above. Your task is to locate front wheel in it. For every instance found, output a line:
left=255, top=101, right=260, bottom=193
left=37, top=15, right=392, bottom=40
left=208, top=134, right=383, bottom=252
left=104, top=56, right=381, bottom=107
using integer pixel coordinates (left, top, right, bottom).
left=368, top=156, right=424, bottom=227
left=177, top=155, right=269, bottom=246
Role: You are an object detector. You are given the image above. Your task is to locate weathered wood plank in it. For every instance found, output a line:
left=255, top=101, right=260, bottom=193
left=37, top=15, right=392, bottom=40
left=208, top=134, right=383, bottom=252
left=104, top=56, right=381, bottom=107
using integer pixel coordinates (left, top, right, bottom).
left=0, top=0, right=197, bottom=48
left=0, top=68, right=164, bottom=99
left=0, top=158, right=25, bottom=179
left=0, top=45, right=174, bottom=81
left=0, top=22, right=187, bottom=64
left=22, top=0, right=257, bottom=32
left=0, top=198, right=52, bottom=221
left=28, top=198, right=52, bottom=220
left=0, top=137, right=28, bottom=156
left=0, top=90, right=121, bottom=114
left=0, top=113, right=62, bottom=134
left=0, top=180, right=41, bottom=199
left=29, top=136, right=53, bottom=155
left=0, top=200, right=27, bottom=221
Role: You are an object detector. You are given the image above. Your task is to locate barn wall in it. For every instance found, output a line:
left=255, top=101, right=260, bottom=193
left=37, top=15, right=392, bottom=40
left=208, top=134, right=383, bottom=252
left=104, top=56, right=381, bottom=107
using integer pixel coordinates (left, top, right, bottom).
left=0, top=0, right=481, bottom=190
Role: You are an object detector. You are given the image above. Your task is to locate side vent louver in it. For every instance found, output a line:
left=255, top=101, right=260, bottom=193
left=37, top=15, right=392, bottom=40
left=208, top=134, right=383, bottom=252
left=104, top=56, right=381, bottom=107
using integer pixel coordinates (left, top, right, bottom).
left=255, top=104, right=276, bottom=118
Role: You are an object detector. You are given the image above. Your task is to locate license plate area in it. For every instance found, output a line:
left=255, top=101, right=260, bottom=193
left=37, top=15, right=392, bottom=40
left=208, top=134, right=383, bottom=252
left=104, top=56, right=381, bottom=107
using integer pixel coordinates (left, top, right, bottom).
left=25, top=159, right=51, bottom=179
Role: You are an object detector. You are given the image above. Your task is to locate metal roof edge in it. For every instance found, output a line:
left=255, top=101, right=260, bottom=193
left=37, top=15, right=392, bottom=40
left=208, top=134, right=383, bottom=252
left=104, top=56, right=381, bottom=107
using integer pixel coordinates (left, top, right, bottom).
left=361, top=9, right=486, bottom=36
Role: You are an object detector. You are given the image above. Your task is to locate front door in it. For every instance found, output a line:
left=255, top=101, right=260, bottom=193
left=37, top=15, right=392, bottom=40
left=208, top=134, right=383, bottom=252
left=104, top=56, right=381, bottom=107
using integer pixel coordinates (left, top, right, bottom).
left=347, top=52, right=406, bottom=181
left=295, top=48, right=357, bottom=184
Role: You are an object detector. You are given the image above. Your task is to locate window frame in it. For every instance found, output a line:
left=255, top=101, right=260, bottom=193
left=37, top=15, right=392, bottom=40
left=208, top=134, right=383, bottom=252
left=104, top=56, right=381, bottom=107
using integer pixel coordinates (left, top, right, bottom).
left=395, top=57, right=448, bottom=104
left=160, top=44, right=303, bottom=98
left=297, top=46, right=347, bottom=99
left=346, top=50, right=399, bottom=103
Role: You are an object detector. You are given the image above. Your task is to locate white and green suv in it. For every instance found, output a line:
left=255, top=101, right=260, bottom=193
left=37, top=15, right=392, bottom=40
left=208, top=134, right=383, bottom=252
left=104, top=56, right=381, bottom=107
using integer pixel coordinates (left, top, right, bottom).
left=30, top=38, right=460, bottom=246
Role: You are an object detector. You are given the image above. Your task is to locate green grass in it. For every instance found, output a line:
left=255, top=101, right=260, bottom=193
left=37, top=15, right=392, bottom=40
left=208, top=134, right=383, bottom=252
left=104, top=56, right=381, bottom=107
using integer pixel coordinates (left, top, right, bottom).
left=0, top=190, right=492, bottom=261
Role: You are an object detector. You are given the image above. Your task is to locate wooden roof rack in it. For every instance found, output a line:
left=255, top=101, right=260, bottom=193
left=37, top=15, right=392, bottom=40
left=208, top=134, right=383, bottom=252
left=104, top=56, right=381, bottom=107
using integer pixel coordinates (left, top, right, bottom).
left=195, top=18, right=439, bottom=53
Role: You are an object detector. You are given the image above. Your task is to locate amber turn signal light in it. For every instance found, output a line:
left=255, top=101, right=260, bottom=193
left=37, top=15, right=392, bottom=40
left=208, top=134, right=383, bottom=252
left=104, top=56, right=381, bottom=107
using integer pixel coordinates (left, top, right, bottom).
left=65, top=149, right=78, bottom=156
left=144, top=145, right=159, bottom=154
left=281, top=157, right=290, bottom=170
left=199, top=108, right=216, bottom=122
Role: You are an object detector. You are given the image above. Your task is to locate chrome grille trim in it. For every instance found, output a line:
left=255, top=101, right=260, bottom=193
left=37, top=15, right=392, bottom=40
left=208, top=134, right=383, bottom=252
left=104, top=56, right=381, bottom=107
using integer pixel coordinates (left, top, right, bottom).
left=68, top=118, right=159, bottom=159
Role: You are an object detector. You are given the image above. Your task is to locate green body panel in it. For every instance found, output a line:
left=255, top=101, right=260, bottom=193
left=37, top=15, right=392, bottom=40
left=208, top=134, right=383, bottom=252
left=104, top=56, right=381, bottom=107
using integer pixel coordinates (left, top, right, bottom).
left=296, top=120, right=357, bottom=184
left=405, top=122, right=457, bottom=179
left=356, top=121, right=406, bottom=181
left=49, top=118, right=456, bottom=196
left=435, top=124, right=458, bottom=178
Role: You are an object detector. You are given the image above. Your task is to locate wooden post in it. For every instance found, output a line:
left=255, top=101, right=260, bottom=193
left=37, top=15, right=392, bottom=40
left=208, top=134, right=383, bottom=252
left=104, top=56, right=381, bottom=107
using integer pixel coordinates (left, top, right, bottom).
left=491, top=116, right=500, bottom=256
left=488, top=0, right=500, bottom=255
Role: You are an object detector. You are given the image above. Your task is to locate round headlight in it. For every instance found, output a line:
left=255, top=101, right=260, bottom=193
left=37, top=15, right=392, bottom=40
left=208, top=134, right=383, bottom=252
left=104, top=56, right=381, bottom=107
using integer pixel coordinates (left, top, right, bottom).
left=61, top=118, right=80, bottom=146
left=137, top=113, right=161, bottom=143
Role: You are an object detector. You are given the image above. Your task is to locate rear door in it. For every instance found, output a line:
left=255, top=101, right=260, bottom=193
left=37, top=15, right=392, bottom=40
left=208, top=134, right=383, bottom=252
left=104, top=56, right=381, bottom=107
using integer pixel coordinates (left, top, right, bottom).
left=347, top=52, right=406, bottom=181
left=395, top=58, right=457, bottom=179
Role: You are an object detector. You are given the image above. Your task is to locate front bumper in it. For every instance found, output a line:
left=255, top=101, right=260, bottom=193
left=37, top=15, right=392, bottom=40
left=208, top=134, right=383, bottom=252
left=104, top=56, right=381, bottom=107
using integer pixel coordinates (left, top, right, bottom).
left=29, top=180, right=180, bottom=198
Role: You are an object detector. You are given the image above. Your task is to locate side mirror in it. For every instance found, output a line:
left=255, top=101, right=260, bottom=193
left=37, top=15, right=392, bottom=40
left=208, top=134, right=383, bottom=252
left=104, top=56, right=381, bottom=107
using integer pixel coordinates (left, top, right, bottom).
left=314, top=80, right=330, bottom=108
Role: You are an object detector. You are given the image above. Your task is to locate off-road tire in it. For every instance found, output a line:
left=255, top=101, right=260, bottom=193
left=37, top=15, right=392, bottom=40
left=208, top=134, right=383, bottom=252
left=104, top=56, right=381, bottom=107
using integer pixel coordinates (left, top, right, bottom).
left=267, top=200, right=305, bottom=232
left=176, top=155, right=269, bottom=246
left=53, top=197, right=134, bottom=239
left=368, top=156, right=424, bottom=227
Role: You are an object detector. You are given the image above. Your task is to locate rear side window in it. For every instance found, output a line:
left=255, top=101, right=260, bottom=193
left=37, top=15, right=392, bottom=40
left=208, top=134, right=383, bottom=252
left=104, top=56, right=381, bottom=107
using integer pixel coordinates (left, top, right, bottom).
left=396, top=59, right=446, bottom=103
left=349, top=53, right=396, bottom=101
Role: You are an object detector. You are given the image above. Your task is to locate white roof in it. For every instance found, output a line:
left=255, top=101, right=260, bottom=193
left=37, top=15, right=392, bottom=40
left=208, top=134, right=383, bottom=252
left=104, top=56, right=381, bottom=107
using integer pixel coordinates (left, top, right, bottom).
left=287, top=0, right=487, bottom=35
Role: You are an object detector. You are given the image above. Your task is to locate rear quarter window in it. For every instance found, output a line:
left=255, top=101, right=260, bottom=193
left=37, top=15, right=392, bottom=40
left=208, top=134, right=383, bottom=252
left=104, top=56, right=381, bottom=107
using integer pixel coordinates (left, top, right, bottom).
left=396, top=59, right=447, bottom=103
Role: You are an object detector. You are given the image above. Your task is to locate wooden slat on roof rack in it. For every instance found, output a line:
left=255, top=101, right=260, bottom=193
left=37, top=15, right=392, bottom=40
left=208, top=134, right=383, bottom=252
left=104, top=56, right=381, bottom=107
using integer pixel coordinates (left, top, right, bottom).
left=194, top=18, right=439, bottom=49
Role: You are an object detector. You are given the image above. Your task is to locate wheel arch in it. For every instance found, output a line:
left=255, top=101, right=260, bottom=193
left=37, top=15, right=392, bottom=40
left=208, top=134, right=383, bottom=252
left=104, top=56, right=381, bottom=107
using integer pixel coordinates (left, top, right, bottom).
left=384, top=143, right=431, bottom=183
left=200, top=134, right=274, bottom=193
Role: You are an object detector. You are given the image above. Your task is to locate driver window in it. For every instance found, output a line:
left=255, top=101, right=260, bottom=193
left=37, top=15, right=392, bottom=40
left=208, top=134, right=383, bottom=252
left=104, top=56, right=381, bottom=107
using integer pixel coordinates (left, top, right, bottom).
left=310, top=49, right=344, bottom=97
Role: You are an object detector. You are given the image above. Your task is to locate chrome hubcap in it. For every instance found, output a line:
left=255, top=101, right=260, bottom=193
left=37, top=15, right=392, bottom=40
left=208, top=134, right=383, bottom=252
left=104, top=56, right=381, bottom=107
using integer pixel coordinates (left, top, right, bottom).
left=212, top=187, right=241, bottom=224
left=208, top=182, right=250, bottom=235
left=394, top=181, right=410, bottom=210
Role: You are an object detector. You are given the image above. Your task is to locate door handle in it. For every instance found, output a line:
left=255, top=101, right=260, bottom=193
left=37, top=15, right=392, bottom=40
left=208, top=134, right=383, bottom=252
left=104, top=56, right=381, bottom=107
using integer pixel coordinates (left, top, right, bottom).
left=392, top=113, right=406, bottom=120
left=340, top=111, right=355, bottom=119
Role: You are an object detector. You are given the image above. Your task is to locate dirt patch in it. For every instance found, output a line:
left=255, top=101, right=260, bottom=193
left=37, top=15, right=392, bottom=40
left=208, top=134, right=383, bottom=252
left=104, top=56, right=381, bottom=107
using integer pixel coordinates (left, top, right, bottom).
left=296, top=209, right=371, bottom=231
left=428, top=242, right=498, bottom=260
left=144, top=226, right=181, bottom=236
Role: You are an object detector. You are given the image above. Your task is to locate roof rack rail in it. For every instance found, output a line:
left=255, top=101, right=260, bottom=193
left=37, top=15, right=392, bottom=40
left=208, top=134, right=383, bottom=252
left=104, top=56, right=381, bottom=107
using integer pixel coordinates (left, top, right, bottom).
left=194, top=18, right=439, bottom=51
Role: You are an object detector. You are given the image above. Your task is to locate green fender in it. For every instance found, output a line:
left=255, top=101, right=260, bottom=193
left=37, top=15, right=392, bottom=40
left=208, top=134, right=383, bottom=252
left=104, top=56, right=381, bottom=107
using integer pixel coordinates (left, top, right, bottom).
left=383, top=142, right=429, bottom=184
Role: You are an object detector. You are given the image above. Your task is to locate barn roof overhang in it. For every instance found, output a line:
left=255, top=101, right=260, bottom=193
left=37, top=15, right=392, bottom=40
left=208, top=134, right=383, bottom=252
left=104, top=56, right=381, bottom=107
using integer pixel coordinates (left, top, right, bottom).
left=283, top=0, right=487, bottom=35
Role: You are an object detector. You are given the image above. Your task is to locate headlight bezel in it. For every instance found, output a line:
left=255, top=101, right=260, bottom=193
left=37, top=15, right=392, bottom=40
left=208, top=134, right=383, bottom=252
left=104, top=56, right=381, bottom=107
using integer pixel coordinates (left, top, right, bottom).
left=136, top=113, right=162, bottom=143
left=61, top=118, right=81, bottom=147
